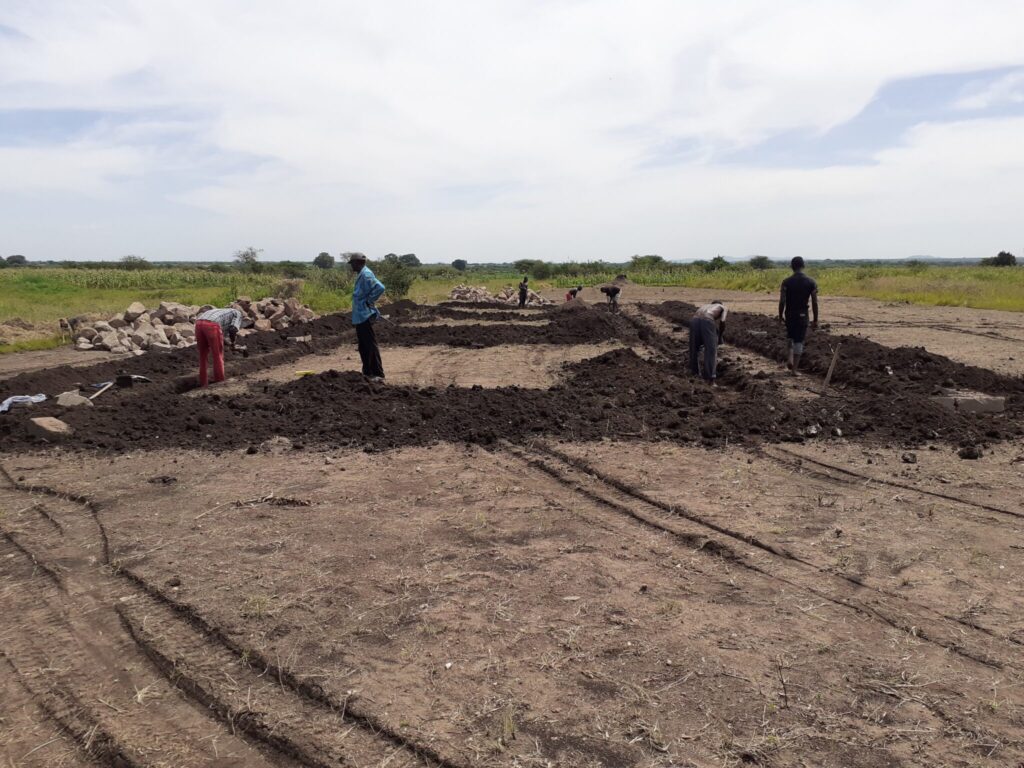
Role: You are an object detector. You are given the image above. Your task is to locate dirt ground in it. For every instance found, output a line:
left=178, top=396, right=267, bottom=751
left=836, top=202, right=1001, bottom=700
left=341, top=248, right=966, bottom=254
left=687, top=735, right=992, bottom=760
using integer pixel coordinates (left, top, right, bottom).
left=2, top=292, right=1023, bottom=767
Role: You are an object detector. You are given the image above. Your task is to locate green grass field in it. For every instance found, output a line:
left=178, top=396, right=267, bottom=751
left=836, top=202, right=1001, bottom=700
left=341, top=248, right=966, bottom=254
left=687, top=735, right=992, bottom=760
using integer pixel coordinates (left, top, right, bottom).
left=2, top=264, right=1022, bottom=354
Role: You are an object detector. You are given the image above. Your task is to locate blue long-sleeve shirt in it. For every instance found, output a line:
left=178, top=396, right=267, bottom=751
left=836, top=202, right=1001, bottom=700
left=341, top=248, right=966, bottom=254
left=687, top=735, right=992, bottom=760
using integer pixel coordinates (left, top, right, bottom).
left=351, top=266, right=386, bottom=325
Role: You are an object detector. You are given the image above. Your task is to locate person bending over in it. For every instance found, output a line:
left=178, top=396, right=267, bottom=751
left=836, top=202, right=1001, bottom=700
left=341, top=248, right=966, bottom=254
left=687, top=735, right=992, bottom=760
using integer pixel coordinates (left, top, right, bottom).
left=195, top=307, right=243, bottom=387
left=689, top=300, right=727, bottom=384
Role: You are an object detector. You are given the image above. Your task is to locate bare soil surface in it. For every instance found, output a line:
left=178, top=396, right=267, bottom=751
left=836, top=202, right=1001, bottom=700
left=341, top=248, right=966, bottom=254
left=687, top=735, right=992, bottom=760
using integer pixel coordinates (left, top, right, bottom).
left=2, top=298, right=1024, bottom=767
left=186, top=342, right=630, bottom=397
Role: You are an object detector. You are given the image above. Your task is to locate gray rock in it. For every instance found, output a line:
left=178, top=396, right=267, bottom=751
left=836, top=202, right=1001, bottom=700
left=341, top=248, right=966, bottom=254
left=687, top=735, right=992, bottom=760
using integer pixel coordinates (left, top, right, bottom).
left=56, top=391, right=94, bottom=408
left=28, top=417, right=73, bottom=439
left=109, top=317, right=128, bottom=329
left=259, top=436, right=293, bottom=454
left=124, top=301, right=147, bottom=321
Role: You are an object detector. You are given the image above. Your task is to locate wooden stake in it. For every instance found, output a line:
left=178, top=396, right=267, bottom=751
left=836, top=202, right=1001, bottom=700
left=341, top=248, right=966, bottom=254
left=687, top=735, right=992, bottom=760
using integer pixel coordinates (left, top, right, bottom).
left=821, top=342, right=841, bottom=393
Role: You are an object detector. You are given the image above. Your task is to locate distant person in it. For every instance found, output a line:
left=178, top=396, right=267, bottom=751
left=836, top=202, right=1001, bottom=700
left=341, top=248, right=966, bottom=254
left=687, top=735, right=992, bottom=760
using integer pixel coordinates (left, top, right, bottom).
left=689, top=300, right=727, bottom=385
left=778, top=256, right=819, bottom=375
left=600, top=284, right=621, bottom=312
left=348, top=252, right=386, bottom=381
left=518, top=276, right=529, bottom=308
left=195, top=307, right=243, bottom=387
left=565, top=285, right=583, bottom=302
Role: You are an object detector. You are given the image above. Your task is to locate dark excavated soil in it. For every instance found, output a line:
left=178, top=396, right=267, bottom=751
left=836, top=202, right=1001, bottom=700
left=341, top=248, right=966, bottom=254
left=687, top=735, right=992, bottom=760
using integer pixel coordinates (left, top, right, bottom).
left=0, top=308, right=633, bottom=401
left=648, top=301, right=1024, bottom=401
left=3, top=338, right=1020, bottom=453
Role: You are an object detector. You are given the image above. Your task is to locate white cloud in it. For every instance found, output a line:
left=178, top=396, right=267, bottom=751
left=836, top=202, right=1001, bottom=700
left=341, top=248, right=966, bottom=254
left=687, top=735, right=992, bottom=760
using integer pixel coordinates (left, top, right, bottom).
left=1, top=1, right=1023, bottom=260
left=955, top=69, right=1024, bottom=110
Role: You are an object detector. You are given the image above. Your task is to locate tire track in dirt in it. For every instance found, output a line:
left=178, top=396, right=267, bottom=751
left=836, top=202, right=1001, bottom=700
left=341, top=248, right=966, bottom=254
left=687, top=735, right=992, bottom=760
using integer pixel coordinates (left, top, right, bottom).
left=761, top=446, right=1024, bottom=520
left=537, top=442, right=1024, bottom=648
left=495, top=442, right=1024, bottom=759
left=0, top=465, right=471, bottom=768
left=500, top=441, right=1023, bottom=674
left=0, top=498, right=289, bottom=766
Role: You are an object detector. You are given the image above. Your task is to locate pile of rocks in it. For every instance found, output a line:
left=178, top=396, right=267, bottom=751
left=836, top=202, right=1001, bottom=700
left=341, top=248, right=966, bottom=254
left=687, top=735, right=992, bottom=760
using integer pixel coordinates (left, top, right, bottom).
left=72, top=297, right=318, bottom=354
left=448, top=284, right=552, bottom=306
left=230, top=296, right=317, bottom=332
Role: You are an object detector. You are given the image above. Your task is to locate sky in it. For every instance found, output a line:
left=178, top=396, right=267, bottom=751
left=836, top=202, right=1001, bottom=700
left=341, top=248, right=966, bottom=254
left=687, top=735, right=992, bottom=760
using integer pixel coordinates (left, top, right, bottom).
left=1, top=1, right=1023, bottom=263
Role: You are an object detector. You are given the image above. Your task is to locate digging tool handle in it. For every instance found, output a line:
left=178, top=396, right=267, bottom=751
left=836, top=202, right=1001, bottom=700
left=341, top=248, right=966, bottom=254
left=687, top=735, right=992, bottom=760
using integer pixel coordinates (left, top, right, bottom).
left=821, top=342, right=841, bottom=393
left=89, top=382, right=115, bottom=401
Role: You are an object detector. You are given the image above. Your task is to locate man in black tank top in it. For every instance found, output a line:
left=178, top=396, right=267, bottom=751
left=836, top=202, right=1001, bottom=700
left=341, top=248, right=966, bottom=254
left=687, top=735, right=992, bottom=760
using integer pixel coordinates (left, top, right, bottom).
left=778, top=256, right=819, bottom=375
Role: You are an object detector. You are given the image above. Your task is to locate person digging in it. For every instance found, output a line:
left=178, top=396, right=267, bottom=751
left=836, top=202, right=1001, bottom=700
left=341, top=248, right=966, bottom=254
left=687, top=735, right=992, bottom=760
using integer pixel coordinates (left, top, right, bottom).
left=195, top=307, right=245, bottom=387
left=600, top=284, right=621, bottom=312
left=778, top=256, right=819, bottom=375
left=347, top=252, right=387, bottom=381
left=689, top=300, right=727, bottom=386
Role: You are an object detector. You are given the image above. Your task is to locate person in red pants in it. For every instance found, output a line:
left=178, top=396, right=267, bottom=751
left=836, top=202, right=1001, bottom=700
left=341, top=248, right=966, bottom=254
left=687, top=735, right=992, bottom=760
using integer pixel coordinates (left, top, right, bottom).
left=194, top=307, right=243, bottom=386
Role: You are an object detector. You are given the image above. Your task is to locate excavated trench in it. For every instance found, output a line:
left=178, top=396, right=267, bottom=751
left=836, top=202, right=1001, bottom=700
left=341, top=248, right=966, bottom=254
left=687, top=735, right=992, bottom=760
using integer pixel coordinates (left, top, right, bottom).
left=1, top=301, right=1021, bottom=453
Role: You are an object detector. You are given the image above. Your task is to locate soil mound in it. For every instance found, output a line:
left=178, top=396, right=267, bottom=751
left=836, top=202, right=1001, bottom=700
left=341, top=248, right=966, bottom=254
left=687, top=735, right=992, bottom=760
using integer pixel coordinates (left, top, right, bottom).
left=376, top=310, right=633, bottom=348
left=381, top=299, right=419, bottom=318
left=557, top=298, right=590, bottom=312
left=650, top=302, right=1024, bottom=401
left=4, top=340, right=1017, bottom=454
left=427, top=306, right=552, bottom=322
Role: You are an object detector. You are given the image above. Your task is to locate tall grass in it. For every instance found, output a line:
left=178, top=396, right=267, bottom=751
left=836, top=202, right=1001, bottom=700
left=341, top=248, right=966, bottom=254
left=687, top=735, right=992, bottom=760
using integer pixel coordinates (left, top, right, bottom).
left=0, top=268, right=355, bottom=327
left=546, top=265, right=1024, bottom=310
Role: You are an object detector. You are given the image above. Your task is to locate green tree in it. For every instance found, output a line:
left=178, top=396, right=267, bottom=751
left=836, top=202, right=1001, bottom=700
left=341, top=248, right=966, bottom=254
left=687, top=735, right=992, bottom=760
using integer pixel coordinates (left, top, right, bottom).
left=119, top=255, right=152, bottom=270
left=512, top=259, right=551, bottom=279
left=313, top=252, right=335, bottom=269
left=451, top=259, right=468, bottom=271
left=0, top=257, right=7, bottom=269
left=233, top=246, right=263, bottom=273
left=629, top=254, right=666, bottom=270
left=5, top=254, right=27, bottom=266
left=981, top=251, right=1017, bottom=267
left=748, top=255, right=772, bottom=270
left=398, top=253, right=420, bottom=267
left=707, top=255, right=729, bottom=271
left=373, top=258, right=415, bottom=299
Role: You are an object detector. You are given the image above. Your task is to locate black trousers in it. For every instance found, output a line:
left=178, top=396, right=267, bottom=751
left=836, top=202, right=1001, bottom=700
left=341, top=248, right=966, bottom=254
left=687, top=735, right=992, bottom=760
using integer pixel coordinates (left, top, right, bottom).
left=688, top=316, right=719, bottom=381
left=355, top=320, right=384, bottom=378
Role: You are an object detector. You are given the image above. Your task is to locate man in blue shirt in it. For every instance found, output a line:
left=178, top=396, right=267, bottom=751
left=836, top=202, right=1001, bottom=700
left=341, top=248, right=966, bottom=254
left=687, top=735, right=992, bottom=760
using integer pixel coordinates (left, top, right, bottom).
left=347, top=252, right=386, bottom=381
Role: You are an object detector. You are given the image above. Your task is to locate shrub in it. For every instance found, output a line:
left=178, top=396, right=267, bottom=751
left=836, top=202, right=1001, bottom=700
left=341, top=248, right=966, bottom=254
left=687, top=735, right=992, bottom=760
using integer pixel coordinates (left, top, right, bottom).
left=749, top=255, right=772, bottom=270
left=981, top=251, right=1017, bottom=267
left=374, top=260, right=415, bottom=299
left=119, top=255, right=152, bottom=270
left=274, top=278, right=304, bottom=299
left=313, top=252, right=335, bottom=269
left=452, top=259, right=468, bottom=271
left=233, top=246, right=263, bottom=273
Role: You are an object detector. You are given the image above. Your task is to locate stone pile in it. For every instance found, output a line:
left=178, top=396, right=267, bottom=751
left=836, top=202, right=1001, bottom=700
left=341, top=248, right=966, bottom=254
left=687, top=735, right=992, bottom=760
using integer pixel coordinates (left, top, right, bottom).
left=230, top=296, right=317, bottom=333
left=72, top=297, right=318, bottom=354
left=448, top=284, right=553, bottom=306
